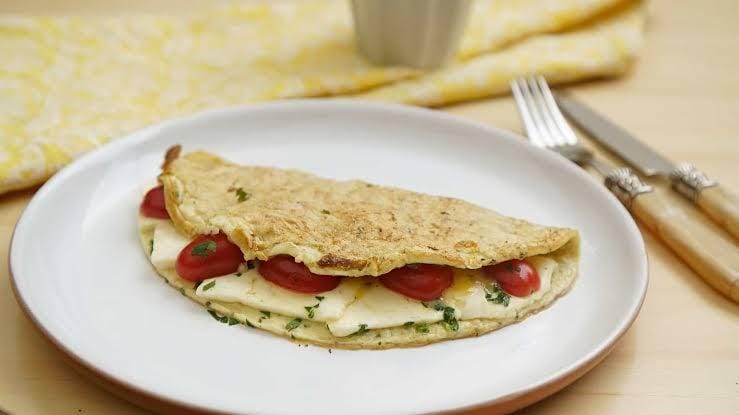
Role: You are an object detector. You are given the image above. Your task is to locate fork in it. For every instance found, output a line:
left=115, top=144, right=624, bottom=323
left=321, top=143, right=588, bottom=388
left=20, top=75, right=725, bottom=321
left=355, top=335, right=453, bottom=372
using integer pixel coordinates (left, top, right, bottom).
left=510, top=75, right=739, bottom=303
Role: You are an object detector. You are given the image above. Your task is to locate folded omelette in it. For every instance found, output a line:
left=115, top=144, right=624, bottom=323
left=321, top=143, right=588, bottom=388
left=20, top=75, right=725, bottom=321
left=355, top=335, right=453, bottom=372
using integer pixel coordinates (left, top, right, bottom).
left=137, top=147, right=579, bottom=349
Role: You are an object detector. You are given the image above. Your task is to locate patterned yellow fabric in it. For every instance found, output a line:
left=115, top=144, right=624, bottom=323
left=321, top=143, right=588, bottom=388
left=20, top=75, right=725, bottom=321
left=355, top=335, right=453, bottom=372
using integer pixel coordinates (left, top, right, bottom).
left=0, top=0, right=645, bottom=195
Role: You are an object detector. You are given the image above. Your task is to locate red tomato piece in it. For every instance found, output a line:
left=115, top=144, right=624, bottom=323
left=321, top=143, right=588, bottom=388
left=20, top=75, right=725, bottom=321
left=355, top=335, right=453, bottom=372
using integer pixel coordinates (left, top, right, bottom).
left=259, top=255, right=342, bottom=294
left=140, top=185, right=169, bottom=219
left=379, top=264, right=453, bottom=301
left=176, top=233, right=244, bottom=281
left=483, top=259, right=540, bottom=297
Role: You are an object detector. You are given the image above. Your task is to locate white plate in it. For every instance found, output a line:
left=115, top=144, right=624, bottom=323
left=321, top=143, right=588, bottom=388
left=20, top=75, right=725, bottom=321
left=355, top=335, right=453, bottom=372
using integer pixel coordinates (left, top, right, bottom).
left=10, top=100, right=647, bottom=415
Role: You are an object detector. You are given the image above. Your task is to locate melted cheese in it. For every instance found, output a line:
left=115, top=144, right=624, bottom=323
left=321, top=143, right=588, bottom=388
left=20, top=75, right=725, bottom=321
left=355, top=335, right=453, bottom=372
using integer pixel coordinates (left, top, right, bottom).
left=195, top=269, right=362, bottom=323
left=150, top=221, right=190, bottom=269
left=138, top=215, right=168, bottom=233
left=442, top=256, right=555, bottom=320
left=327, top=282, right=446, bottom=337
left=149, top=220, right=558, bottom=337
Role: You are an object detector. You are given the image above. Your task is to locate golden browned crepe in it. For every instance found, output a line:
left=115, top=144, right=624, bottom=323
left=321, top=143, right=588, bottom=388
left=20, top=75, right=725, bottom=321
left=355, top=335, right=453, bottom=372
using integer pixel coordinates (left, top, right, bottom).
left=139, top=147, right=579, bottom=349
left=160, top=148, right=576, bottom=276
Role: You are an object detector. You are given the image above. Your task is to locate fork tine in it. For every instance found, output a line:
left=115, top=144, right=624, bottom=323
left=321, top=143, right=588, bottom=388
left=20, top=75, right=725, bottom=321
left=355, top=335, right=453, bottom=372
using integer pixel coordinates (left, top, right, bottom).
left=535, top=76, right=579, bottom=145
left=526, top=77, right=564, bottom=147
left=512, top=77, right=556, bottom=148
left=510, top=78, right=545, bottom=147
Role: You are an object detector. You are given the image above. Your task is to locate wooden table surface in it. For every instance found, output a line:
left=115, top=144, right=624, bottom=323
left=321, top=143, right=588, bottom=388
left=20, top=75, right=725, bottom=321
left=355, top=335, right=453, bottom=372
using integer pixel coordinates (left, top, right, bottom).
left=1, top=0, right=738, bottom=414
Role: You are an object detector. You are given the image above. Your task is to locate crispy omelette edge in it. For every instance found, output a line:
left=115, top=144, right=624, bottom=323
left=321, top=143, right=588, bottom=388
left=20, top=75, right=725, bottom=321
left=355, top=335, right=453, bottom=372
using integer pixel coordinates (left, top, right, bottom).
left=138, top=219, right=579, bottom=350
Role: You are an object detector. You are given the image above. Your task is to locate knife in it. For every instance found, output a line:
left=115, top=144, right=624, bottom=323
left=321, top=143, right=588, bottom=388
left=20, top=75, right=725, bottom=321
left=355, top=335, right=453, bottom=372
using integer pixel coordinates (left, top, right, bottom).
left=556, top=93, right=739, bottom=241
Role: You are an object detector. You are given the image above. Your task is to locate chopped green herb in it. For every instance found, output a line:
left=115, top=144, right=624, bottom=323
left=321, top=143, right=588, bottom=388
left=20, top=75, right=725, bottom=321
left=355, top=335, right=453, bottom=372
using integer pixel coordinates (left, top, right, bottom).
left=208, top=310, right=228, bottom=323
left=235, top=188, right=251, bottom=202
left=441, top=306, right=459, bottom=332
left=403, top=321, right=415, bottom=327
left=244, top=319, right=255, bottom=328
left=285, top=318, right=302, bottom=331
left=415, top=323, right=430, bottom=334
left=191, top=240, right=217, bottom=257
left=321, top=209, right=331, bottom=214
left=485, top=284, right=511, bottom=307
left=227, top=317, right=240, bottom=325
left=430, top=301, right=446, bottom=311
left=235, top=272, right=242, bottom=277
left=149, top=239, right=154, bottom=255
left=260, top=310, right=271, bottom=318
left=304, top=303, right=320, bottom=319
left=351, top=324, right=369, bottom=336
left=315, top=296, right=325, bottom=301
left=202, top=280, right=216, bottom=291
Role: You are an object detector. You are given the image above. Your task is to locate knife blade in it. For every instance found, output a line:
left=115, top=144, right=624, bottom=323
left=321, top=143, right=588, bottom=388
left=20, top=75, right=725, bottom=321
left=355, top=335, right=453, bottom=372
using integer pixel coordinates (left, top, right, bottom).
left=554, top=92, right=673, bottom=176
left=555, top=92, right=739, bottom=241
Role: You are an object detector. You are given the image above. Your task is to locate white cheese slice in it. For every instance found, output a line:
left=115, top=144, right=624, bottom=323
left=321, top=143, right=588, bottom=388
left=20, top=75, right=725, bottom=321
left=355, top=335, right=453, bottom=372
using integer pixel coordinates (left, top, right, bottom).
left=327, top=282, right=445, bottom=337
left=138, top=215, right=168, bottom=233
left=150, top=221, right=191, bottom=269
left=195, top=268, right=362, bottom=323
left=442, top=256, right=555, bottom=320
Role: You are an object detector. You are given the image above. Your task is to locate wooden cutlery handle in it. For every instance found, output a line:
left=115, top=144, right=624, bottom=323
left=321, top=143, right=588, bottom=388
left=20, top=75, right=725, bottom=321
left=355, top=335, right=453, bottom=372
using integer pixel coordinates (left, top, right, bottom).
left=670, top=164, right=739, bottom=240
left=696, top=185, right=739, bottom=240
left=631, top=190, right=739, bottom=302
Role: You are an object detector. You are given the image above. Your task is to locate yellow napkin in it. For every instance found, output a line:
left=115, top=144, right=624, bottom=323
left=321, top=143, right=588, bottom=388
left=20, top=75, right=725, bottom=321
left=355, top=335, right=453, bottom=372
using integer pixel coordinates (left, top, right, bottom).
left=0, top=0, right=645, bottom=195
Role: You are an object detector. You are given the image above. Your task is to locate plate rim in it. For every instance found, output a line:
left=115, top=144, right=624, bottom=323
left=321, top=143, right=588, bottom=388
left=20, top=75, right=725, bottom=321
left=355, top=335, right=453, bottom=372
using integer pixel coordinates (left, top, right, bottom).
left=9, top=99, right=649, bottom=414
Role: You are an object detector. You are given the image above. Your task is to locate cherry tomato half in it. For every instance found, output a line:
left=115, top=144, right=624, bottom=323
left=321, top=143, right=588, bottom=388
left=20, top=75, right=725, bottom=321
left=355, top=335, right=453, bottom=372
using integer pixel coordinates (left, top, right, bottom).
left=140, top=185, right=169, bottom=219
left=379, top=264, right=453, bottom=301
left=258, top=255, right=342, bottom=294
left=483, top=259, right=540, bottom=297
left=176, top=233, right=244, bottom=281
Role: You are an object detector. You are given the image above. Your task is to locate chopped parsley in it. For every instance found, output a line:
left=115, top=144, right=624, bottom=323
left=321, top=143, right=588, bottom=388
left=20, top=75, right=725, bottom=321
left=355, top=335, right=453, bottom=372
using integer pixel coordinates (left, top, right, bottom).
left=351, top=324, right=369, bottom=336
left=260, top=310, right=271, bottom=318
left=207, top=310, right=238, bottom=325
left=403, top=321, right=415, bottom=327
left=148, top=239, right=154, bottom=255
left=208, top=310, right=227, bottom=323
left=415, top=323, right=430, bottom=334
left=304, top=303, right=320, bottom=319
left=321, top=209, right=331, bottom=214
left=202, top=280, right=216, bottom=291
left=285, top=318, right=302, bottom=331
left=485, top=284, right=511, bottom=307
left=315, top=296, right=325, bottom=301
left=244, top=319, right=255, bottom=328
left=191, top=239, right=217, bottom=257
left=235, top=272, right=242, bottom=277
left=235, top=188, right=251, bottom=202
left=422, top=301, right=446, bottom=311
left=441, top=306, right=459, bottom=332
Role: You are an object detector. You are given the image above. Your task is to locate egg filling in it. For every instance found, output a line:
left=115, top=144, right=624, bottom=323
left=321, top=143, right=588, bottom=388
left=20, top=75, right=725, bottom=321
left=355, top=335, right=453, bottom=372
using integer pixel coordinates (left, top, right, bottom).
left=147, top=220, right=556, bottom=337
